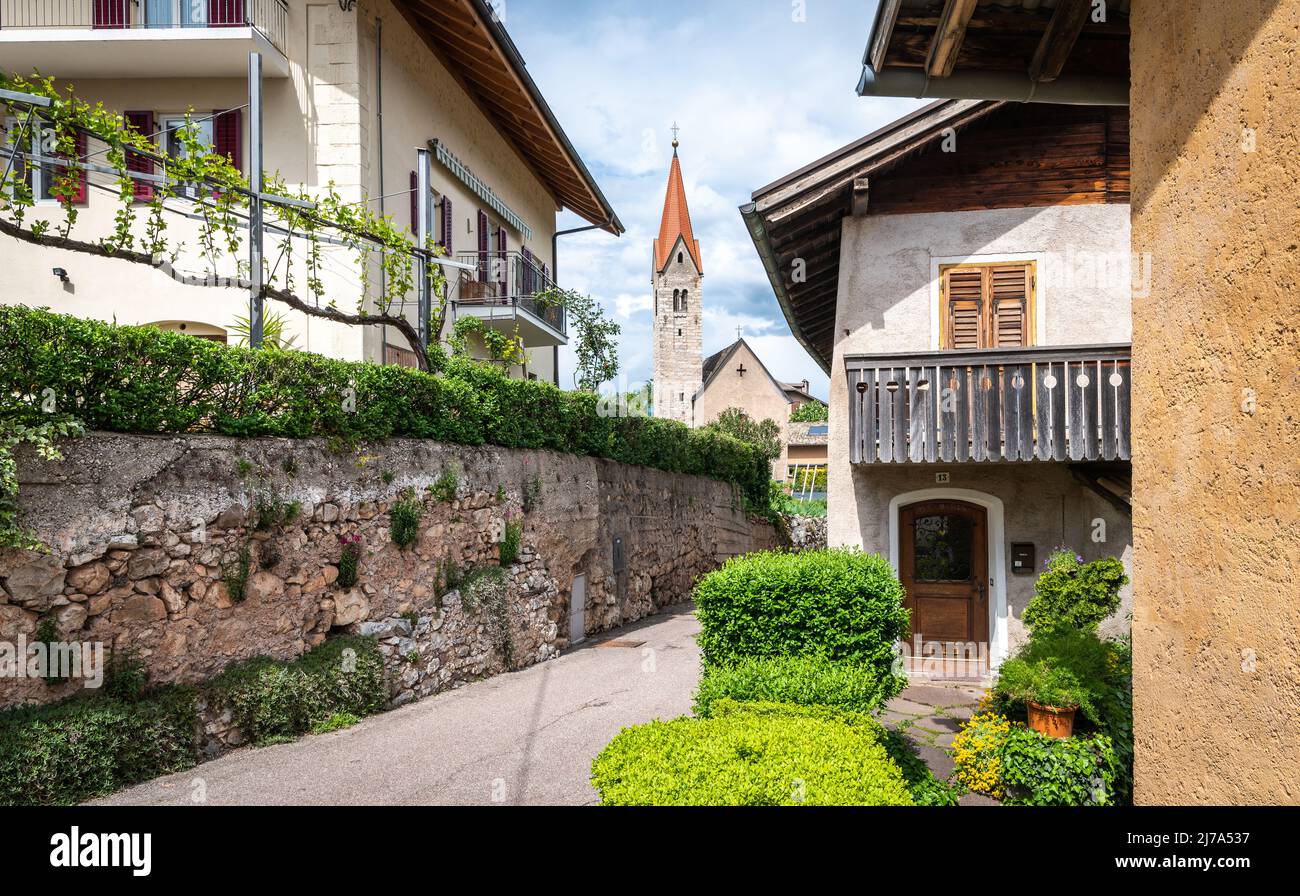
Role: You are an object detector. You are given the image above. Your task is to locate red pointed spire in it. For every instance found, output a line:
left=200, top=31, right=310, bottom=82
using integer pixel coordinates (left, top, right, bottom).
left=654, top=140, right=702, bottom=274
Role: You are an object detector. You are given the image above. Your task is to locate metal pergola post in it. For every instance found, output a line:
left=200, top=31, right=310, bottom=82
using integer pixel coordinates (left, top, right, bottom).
left=247, top=52, right=265, bottom=349
left=415, top=146, right=432, bottom=347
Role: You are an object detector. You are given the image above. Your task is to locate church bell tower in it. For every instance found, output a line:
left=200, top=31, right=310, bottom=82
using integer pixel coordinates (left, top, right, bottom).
left=651, top=129, right=703, bottom=425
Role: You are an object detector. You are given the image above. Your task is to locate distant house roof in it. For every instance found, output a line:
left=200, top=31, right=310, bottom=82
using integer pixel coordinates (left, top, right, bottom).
left=697, top=338, right=788, bottom=405
left=788, top=421, right=830, bottom=447
left=654, top=148, right=702, bottom=272
left=397, top=0, right=623, bottom=234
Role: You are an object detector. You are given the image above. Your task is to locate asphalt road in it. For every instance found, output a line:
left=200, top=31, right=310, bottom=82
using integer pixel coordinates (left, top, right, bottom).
left=96, top=606, right=701, bottom=806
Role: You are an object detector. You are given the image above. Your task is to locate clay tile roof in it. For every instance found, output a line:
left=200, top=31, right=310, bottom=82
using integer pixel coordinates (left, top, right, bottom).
left=654, top=150, right=702, bottom=273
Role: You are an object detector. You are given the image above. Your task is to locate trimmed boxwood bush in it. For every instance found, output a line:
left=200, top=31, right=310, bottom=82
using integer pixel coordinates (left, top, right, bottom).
left=1022, top=549, right=1128, bottom=635
left=693, top=548, right=909, bottom=694
left=590, top=700, right=914, bottom=806
left=0, top=685, right=198, bottom=806
left=692, top=655, right=893, bottom=718
left=0, top=306, right=769, bottom=506
left=208, top=635, right=387, bottom=745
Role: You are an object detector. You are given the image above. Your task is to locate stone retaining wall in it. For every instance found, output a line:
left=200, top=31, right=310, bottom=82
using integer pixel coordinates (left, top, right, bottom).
left=0, top=433, right=777, bottom=711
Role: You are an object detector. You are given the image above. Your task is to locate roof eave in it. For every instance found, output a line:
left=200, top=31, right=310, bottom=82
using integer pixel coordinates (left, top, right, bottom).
left=465, top=0, right=624, bottom=235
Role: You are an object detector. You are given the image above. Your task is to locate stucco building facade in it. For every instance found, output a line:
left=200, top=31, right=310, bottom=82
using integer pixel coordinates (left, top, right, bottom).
left=0, top=0, right=621, bottom=383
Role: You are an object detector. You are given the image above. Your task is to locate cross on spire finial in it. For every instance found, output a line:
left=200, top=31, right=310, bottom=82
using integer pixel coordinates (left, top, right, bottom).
left=736, top=326, right=743, bottom=340
left=671, top=122, right=680, bottom=152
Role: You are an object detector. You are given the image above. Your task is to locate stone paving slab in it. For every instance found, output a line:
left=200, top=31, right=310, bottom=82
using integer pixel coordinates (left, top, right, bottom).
left=897, top=684, right=984, bottom=708
left=959, top=792, right=1002, bottom=807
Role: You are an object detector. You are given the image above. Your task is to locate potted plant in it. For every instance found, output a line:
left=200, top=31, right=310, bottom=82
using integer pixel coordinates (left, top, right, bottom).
left=992, top=658, right=1094, bottom=738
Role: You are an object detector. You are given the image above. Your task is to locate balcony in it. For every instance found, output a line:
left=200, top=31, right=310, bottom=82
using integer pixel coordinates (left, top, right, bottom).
left=450, top=251, right=567, bottom=347
left=846, top=344, right=1131, bottom=464
left=0, top=1, right=290, bottom=79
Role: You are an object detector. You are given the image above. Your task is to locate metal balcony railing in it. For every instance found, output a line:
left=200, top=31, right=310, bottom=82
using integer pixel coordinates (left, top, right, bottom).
left=0, top=1, right=289, bottom=55
left=452, top=251, right=565, bottom=335
left=845, top=344, right=1132, bottom=464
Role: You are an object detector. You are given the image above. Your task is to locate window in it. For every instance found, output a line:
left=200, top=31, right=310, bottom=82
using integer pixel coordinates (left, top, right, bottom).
left=677, top=251, right=683, bottom=264
left=939, top=262, right=1035, bottom=350
left=912, top=514, right=974, bottom=582
left=162, top=116, right=214, bottom=198
left=680, top=289, right=688, bottom=312
left=3, top=119, right=86, bottom=205
left=143, top=1, right=212, bottom=26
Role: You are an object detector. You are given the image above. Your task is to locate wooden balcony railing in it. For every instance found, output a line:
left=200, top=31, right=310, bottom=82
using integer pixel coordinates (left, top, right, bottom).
left=845, top=344, right=1131, bottom=464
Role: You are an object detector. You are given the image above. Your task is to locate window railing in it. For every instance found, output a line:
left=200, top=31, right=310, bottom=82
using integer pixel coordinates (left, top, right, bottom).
left=845, top=344, right=1132, bottom=464
left=452, top=251, right=565, bottom=335
left=0, top=1, right=289, bottom=55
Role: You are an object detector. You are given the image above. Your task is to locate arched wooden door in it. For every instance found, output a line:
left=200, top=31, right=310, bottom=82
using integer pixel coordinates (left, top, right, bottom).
left=899, top=500, right=989, bottom=646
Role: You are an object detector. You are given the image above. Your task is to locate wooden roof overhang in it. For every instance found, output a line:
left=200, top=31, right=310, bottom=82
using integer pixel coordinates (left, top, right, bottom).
left=741, top=99, right=1005, bottom=373
left=861, top=0, right=1130, bottom=104
left=395, top=0, right=623, bottom=235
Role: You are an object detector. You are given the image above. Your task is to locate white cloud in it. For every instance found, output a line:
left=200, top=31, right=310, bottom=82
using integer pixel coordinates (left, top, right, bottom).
left=510, top=0, right=920, bottom=402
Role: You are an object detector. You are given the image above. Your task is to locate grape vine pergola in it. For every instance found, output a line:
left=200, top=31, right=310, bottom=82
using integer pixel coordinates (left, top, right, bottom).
left=0, top=57, right=472, bottom=373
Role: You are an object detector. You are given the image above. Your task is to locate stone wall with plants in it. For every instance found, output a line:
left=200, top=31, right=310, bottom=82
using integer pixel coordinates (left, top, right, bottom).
left=0, top=432, right=777, bottom=715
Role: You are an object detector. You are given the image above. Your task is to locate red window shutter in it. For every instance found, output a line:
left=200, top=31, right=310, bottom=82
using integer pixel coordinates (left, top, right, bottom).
left=209, top=0, right=247, bottom=27
left=496, top=226, right=508, bottom=295
left=440, top=197, right=453, bottom=253
left=409, top=170, right=418, bottom=236
left=124, top=111, right=155, bottom=202
left=93, top=0, right=128, bottom=29
left=213, top=109, right=241, bottom=173
left=476, top=210, right=489, bottom=281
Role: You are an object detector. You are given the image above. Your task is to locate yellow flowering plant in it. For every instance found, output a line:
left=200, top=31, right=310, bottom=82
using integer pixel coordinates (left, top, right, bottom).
left=951, top=710, right=1021, bottom=799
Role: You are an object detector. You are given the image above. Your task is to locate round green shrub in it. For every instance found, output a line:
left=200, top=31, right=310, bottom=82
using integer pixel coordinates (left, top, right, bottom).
left=1022, top=549, right=1128, bottom=635
left=591, top=701, right=914, bottom=806
left=693, top=548, right=908, bottom=694
left=209, top=635, right=387, bottom=745
left=693, top=655, right=894, bottom=718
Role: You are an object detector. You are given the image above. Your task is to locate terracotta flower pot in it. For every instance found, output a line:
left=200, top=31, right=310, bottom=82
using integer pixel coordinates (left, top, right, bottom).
left=1027, top=701, right=1077, bottom=738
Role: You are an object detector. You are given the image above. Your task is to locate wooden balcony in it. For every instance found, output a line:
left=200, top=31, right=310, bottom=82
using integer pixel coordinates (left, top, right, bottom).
left=846, top=344, right=1131, bottom=464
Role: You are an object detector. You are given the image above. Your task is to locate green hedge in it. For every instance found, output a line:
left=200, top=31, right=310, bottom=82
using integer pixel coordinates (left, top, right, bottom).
left=0, top=635, right=390, bottom=804
left=693, top=548, right=909, bottom=696
left=0, top=306, right=769, bottom=505
left=590, top=700, right=914, bottom=806
left=0, top=686, right=198, bottom=806
left=692, top=655, right=894, bottom=718
left=208, top=636, right=388, bottom=745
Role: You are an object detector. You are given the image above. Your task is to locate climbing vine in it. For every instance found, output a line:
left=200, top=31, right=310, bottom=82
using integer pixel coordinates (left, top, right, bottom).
left=0, top=73, right=447, bottom=370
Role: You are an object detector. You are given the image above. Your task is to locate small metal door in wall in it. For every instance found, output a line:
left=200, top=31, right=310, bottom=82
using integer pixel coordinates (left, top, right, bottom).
left=569, top=574, right=587, bottom=644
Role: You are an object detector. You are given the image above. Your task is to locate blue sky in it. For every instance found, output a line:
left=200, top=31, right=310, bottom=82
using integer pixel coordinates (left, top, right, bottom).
left=504, top=0, right=926, bottom=400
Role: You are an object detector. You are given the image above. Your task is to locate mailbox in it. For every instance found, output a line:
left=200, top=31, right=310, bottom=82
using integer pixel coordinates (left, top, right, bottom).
left=1011, top=542, right=1036, bottom=575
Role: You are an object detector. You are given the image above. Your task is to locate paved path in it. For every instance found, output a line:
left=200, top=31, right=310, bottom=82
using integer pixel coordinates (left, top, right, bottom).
left=98, top=606, right=702, bottom=806
left=883, top=682, right=1001, bottom=806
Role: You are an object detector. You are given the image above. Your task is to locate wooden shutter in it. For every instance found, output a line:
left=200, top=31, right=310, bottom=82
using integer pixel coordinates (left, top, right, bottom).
left=496, top=226, right=508, bottom=295
left=440, top=197, right=453, bottom=252
left=209, top=0, right=247, bottom=26
left=124, top=111, right=154, bottom=202
left=93, top=0, right=129, bottom=29
left=213, top=109, right=241, bottom=173
left=990, top=264, right=1031, bottom=348
left=476, top=210, right=489, bottom=281
left=67, top=131, right=88, bottom=206
left=409, top=170, right=418, bottom=235
left=941, top=262, right=1032, bottom=349
left=942, top=267, right=984, bottom=350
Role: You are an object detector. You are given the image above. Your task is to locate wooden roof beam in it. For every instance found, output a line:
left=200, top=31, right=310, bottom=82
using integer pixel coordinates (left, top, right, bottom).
left=926, top=0, right=979, bottom=78
left=1030, top=0, right=1092, bottom=82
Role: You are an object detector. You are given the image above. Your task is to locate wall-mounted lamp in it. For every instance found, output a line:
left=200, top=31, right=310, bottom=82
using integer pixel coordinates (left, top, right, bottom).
left=52, top=267, right=68, bottom=283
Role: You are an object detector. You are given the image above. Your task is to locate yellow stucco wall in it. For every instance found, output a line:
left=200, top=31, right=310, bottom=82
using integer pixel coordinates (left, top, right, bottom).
left=1130, top=0, right=1300, bottom=804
